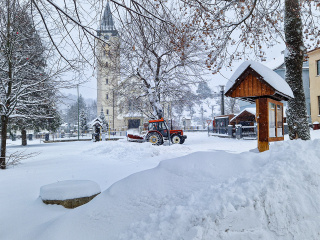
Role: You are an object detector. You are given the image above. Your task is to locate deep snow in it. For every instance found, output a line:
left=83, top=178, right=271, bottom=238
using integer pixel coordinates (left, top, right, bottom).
left=1, top=131, right=320, bottom=239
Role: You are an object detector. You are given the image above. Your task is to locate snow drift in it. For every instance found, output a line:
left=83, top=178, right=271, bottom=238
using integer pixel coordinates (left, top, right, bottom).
left=34, top=139, right=320, bottom=240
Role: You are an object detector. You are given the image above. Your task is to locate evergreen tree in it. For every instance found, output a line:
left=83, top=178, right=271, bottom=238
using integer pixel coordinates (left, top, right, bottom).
left=80, top=110, right=88, bottom=133
left=0, top=2, right=61, bottom=168
left=99, top=108, right=108, bottom=131
left=66, top=94, right=87, bottom=126
left=196, top=82, right=213, bottom=100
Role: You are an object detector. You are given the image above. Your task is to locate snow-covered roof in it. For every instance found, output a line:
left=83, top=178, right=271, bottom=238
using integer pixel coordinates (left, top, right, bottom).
left=88, top=117, right=103, bottom=126
left=215, top=116, right=230, bottom=119
left=230, top=108, right=256, bottom=122
left=225, top=61, right=294, bottom=99
left=230, top=106, right=287, bottom=123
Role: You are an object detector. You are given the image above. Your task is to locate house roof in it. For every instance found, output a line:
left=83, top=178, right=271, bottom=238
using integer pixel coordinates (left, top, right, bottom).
left=230, top=108, right=256, bottom=123
left=89, top=118, right=103, bottom=127
left=307, top=47, right=320, bottom=54
left=230, top=107, right=287, bottom=123
left=225, top=61, right=294, bottom=101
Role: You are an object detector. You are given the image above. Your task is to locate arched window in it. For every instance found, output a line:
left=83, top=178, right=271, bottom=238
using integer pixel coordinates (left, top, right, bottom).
left=106, top=94, right=109, bottom=100
left=106, top=78, right=108, bottom=84
left=105, top=62, right=108, bottom=68
left=106, top=109, right=109, bottom=115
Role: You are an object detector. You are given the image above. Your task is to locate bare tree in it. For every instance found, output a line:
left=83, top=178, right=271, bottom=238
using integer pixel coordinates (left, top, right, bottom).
left=117, top=2, right=207, bottom=119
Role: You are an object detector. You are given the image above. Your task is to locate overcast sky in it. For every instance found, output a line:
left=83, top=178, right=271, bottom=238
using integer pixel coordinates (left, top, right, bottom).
left=59, top=1, right=286, bottom=100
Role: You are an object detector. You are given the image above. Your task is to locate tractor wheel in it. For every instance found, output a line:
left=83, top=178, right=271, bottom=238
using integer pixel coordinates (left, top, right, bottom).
left=171, top=134, right=181, bottom=144
left=147, top=132, right=163, bottom=145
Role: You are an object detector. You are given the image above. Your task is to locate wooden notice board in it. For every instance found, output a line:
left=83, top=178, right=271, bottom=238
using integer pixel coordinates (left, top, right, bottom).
left=225, top=61, right=293, bottom=152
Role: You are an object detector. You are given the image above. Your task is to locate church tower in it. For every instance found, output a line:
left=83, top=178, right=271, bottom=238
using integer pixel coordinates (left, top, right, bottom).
left=96, top=2, right=121, bottom=130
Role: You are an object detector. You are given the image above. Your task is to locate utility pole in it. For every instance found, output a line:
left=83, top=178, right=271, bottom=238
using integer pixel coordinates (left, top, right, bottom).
left=112, top=90, right=115, bottom=130
left=211, top=105, right=214, bottom=119
left=220, top=85, right=225, bottom=115
left=212, top=85, right=225, bottom=116
left=168, top=103, right=170, bottom=146
left=77, top=84, right=80, bottom=140
left=200, top=106, right=205, bottom=128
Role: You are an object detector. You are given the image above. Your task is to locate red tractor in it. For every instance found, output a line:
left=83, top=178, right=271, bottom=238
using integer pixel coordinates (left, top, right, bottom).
left=127, top=118, right=187, bottom=145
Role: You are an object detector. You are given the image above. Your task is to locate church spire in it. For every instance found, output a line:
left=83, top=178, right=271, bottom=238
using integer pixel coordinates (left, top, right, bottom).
left=97, top=1, right=118, bottom=37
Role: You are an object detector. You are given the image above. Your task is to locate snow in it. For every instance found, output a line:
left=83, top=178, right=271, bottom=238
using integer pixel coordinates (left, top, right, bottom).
left=40, top=180, right=101, bottom=200
left=226, top=60, right=294, bottom=99
left=2, top=131, right=320, bottom=239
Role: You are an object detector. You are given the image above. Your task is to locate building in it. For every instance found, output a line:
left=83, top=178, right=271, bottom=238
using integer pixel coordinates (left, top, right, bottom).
left=96, top=2, right=122, bottom=130
left=272, top=57, right=311, bottom=123
left=96, top=3, right=148, bottom=130
left=307, top=48, right=320, bottom=124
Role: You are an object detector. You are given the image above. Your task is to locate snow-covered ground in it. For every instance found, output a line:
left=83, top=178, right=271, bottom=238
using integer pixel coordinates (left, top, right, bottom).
left=1, top=131, right=320, bottom=239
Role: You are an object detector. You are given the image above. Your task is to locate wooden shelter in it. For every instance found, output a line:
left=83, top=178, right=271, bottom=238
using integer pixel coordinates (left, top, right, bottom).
left=230, top=108, right=256, bottom=126
left=225, top=61, right=293, bottom=152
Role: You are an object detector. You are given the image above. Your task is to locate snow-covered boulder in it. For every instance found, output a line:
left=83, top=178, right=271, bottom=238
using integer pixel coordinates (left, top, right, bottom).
left=40, top=180, right=101, bottom=208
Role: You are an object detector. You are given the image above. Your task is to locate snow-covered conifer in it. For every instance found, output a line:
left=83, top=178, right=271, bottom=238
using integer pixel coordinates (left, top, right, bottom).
left=196, top=82, right=213, bottom=100
left=80, top=110, right=88, bottom=133
left=0, top=2, right=61, bottom=168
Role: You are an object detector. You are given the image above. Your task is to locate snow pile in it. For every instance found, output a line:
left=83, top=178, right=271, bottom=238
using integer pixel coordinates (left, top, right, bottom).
left=84, top=140, right=163, bottom=161
left=35, top=139, right=320, bottom=240
left=126, top=128, right=141, bottom=135
left=40, top=180, right=101, bottom=200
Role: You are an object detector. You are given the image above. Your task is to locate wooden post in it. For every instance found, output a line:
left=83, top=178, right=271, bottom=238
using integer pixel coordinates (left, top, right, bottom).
left=256, top=98, right=269, bottom=152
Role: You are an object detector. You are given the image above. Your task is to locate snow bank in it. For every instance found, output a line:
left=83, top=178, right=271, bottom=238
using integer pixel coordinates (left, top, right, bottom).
left=35, top=139, right=320, bottom=240
left=84, top=140, right=162, bottom=161
left=40, top=180, right=101, bottom=201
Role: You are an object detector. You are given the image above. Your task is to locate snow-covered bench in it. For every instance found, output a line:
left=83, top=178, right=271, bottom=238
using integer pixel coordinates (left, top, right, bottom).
left=40, top=180, right=101, bottom=209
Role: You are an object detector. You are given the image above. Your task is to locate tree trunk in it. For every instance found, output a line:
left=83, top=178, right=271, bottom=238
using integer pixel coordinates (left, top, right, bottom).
left=21, top=129, right=27, bottom=146
left=148, top=88, right=163, bottom=119
left=284, top=0, right=310, bottom=140
left=0, top=115, right=8, bottom=169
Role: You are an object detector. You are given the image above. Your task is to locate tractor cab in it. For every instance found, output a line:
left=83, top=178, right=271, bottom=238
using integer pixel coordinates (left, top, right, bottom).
left=148, top=119, right=169, bottom=137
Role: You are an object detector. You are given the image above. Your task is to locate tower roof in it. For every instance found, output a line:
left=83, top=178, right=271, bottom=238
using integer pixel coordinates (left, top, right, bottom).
left=97, top=1, right=118, bottom=36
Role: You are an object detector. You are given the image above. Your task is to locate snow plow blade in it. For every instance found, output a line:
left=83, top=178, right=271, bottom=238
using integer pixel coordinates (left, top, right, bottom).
left=127, top=134, right=145, bottom=142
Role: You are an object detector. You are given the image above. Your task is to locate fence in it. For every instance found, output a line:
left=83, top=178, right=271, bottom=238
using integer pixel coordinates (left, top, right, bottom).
left=210, top=125, right=256, bottom=139
left=212, top=127, right=229, bottom=135
left=237, top=125, right=257, bottom=139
